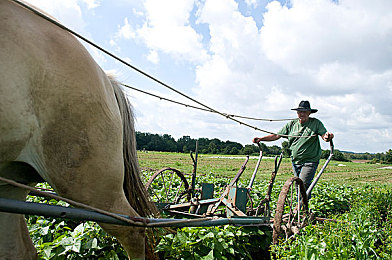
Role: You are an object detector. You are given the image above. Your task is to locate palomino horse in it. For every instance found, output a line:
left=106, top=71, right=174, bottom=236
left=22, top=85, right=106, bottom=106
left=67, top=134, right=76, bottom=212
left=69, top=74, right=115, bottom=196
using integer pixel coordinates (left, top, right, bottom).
left=0, top=0, right=156, bottom=259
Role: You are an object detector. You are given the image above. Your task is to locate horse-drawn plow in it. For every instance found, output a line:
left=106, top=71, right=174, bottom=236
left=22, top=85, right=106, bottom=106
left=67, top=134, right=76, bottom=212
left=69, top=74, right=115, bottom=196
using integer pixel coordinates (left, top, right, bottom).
left=0, top=141, right=333, bottom=244
left=144, top=141, right=334, bottom=243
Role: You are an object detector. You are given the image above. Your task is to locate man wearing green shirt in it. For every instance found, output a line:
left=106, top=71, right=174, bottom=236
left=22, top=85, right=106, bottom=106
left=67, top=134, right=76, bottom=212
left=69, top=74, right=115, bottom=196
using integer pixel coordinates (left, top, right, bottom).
left=252, top=101, right=334, bottom=198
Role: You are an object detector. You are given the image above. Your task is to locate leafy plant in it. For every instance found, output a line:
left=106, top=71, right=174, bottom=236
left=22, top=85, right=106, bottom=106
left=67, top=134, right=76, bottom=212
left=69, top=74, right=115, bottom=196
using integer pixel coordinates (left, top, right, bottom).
left=26, top=189, right=127, bottom=260
left=271, top=188, right=392, bottom=259
left=28, top=218, right=127, bottom=259
left=309, top=182, right=356, bottom=217
left=155, top=225, right=271, bottom=260
left=24, top=153, right=392, bottom=259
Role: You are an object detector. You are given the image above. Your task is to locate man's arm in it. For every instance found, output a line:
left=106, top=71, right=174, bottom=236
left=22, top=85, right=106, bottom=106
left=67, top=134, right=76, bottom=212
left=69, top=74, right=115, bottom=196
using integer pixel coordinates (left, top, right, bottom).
left=321, top=132, right=334, bottom=142
left=252, top=134, right=281, bottom=143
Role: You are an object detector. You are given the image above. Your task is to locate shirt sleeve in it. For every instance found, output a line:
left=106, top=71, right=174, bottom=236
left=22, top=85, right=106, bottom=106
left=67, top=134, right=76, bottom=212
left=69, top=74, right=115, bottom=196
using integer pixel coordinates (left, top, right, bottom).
left=277, top=121, right=291, bottom=137
left=317, top=119, right=327, bottom=136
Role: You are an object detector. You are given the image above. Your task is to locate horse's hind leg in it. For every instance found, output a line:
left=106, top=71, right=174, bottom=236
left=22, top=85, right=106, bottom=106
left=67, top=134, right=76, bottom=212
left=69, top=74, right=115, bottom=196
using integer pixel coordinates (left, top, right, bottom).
left=42, top=126, right=146, bottom=259
left=0, top=163, right=40, bottom=260
left=0, top=186, right=37, bottom=260
left=56, top=175, right=146, bottom=259
left=98, top=202, right=146, bottom=259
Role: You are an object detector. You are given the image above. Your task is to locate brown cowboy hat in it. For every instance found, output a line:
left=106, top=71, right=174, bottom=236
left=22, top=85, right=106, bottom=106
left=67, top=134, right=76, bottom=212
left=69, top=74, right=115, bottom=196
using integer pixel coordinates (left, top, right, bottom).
left=291, top=100, right=318, bottom=113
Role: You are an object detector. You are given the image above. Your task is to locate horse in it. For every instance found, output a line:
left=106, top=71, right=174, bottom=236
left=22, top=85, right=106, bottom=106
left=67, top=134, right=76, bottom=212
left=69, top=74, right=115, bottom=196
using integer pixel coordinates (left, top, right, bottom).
left=0, top=0, right=156, bottom=259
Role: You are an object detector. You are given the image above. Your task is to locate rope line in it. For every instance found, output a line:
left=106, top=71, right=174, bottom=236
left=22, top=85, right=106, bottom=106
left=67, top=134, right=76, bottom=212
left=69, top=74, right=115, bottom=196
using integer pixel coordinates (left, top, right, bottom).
left=0, top=177, right=146, bottom=226
left=122, top=83, right=295, bottom=122
left=11, top=0, right=315, bottom=138
left=0, top=176, right=222, bottom=228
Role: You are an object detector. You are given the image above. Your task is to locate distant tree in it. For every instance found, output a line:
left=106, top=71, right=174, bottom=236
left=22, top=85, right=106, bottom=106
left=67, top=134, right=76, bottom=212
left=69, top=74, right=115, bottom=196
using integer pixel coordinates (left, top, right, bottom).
left=135, top=131, right=300, bottom=157
left=177, top=136, right=194, bottom=153
left=322, top=149, right=348, bottom=162
left=222, top=146, right=233, bottom=155
left=255, top=143, right=269, bottom=154
left=197, top=138, right=210, bottom=153
left=242, top=145, right=257, bottom=155
left=385, top=149, right=392, bottom=163
left=222, top=141, right=242, bottom=155
left=208, top=142, right=218, bottom=154
left=230, top=147, right=239, bottom=155
left=282, top=141, right=291, bottom=157
left=333, top=150, right=348, bottom=162
left=268, top=145, right=282, bottom=156
left=321, top=150, right=330, bottom=159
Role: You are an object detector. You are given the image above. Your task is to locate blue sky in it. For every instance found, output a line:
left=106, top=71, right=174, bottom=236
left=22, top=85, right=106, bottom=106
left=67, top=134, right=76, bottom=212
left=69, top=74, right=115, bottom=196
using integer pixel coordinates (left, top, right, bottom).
left=23, top=0, right=392, bottom=153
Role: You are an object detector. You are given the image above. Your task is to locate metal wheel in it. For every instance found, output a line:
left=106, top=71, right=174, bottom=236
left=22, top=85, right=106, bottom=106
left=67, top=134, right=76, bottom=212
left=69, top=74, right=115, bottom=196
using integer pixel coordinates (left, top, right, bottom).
left=272, top=177, right=310, bottom=244
left=145, top=167, right=191, bottom=204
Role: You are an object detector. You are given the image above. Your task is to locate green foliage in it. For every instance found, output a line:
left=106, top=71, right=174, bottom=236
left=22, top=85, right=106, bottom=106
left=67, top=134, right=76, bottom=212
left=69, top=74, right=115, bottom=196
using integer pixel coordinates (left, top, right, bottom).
left=24, top=155, right=392, bottom=259
left=136, top=131, right=282, bottom=156
left=137, top=132, right=392, bottom=163
left=386, top=149, right=392, bottom=163
left=28, top=218, right=126, bottom=259
left=26, top=193, right=127, bottom=260
left=281, top=141, right=291, bottom=157
left=155, top=225, right=271, bottom=260
left=321, top=149, right=349, bottom=162
left=344, top=149, right=392, bottom=164
left=370, top=149, right=392, bottom=164
left=309, top=183, right=355, bottom=217
left=271, top=189, right=392, bottom=259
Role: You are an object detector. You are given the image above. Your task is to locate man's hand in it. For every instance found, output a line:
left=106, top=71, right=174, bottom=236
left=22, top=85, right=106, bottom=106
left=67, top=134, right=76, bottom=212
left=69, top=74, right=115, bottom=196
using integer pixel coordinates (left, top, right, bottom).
left=322, top=132, right=334, bottom=142
left=252, top=137, right=260, bottom=143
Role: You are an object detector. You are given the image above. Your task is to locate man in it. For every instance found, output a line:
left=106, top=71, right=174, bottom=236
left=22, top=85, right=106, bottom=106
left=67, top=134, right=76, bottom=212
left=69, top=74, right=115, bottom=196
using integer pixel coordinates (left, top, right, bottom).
left=253, top=101, right=334, bottom=198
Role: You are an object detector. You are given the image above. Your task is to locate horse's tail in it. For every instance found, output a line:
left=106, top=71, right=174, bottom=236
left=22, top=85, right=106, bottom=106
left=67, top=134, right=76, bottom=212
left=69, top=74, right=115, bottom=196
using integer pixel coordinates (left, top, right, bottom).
left=109, top=76, right=158, bottom=217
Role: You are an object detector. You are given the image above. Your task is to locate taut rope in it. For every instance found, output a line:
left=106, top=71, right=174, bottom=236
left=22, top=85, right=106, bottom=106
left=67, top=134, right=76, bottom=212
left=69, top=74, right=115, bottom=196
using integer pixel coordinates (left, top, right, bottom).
left=10, top=0, right=315, bottom=138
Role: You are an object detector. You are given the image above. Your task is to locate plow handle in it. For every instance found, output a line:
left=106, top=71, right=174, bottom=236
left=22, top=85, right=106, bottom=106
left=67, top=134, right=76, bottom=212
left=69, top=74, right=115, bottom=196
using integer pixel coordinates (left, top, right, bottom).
left=306, top=140, right=334, bottom=198
left=247, top=143, right=263, bottom=189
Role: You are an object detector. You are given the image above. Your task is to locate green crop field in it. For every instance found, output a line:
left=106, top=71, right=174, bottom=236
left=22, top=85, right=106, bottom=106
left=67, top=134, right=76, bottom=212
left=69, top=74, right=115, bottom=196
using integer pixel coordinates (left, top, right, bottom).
left=139, top=151, right=392, bottom=259
left=26, top=151, right=392, bottom=259
left=138, top=151, right=392, bottom=188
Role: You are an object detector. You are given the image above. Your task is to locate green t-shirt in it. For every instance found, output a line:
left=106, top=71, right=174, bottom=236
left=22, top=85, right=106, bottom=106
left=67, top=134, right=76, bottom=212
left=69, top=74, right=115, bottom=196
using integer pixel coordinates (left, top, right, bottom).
left=278, top=118, right=327, bottom=164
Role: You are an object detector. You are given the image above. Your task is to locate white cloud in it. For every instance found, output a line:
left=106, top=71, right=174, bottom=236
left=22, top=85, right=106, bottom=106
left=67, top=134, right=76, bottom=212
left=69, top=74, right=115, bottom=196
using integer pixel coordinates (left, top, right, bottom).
left=245, top=0, right=258, bottom=8
left=188, top=0, right=392, bottom=153
left=81, top=0, right=100, bottom=9
left=20, top=0, right=392, bottom=153
left=147, top=50, right=160, bottom=64
left=135, top=0, right=209, bottom=63
left=116, top=17, right=136, bottom=40
left=260, top=0, right=392, bottom=74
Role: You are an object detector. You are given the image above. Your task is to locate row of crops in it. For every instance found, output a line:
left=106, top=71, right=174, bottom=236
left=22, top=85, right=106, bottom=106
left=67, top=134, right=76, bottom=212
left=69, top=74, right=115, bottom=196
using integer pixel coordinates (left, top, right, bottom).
left=26, top=172, right=392, bottom=259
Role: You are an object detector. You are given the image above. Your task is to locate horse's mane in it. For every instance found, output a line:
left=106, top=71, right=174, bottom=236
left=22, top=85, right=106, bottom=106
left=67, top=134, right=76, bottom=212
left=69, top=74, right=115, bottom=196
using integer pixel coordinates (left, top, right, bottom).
left=109, top=75, right=158, bottom=217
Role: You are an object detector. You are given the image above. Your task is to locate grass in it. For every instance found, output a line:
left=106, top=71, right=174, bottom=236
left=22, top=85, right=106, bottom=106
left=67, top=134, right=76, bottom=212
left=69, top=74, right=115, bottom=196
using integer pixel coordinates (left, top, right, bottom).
left=138, top=151, right=392, bottom=189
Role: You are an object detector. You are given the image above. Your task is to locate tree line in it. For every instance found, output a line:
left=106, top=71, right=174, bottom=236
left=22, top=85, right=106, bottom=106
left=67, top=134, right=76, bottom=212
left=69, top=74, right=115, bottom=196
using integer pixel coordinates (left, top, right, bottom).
left=343, top=150, right=392, bottom=164
left=135, top=132, right=282, bottom=156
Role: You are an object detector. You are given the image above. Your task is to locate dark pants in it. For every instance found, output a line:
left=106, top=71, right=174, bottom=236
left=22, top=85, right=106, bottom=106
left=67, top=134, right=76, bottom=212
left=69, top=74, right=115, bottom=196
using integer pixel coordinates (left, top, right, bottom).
left=291, top=161, right=319, bottom=199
